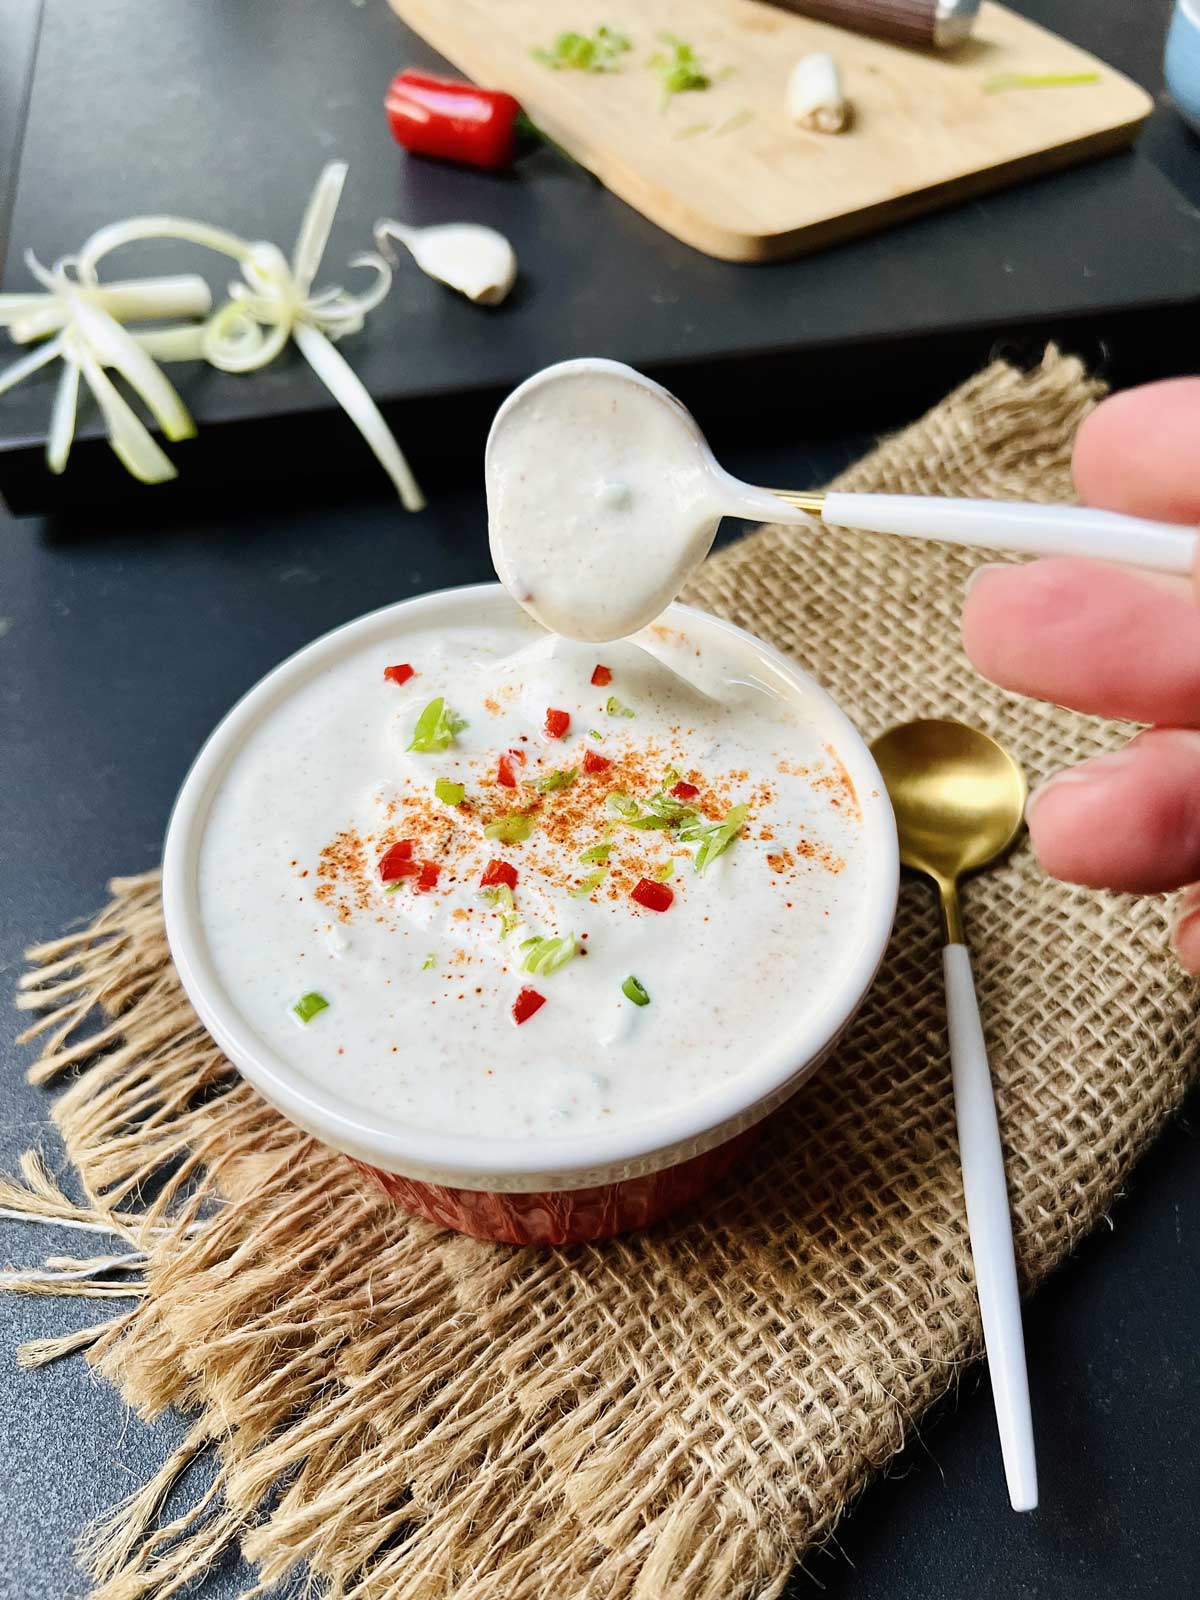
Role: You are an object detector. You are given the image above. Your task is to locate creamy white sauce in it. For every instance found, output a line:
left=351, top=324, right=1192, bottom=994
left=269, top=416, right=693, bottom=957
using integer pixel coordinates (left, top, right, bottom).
left=486, top=361, right=727, bottom=642
left=197, top=617, right=869, bottom=1142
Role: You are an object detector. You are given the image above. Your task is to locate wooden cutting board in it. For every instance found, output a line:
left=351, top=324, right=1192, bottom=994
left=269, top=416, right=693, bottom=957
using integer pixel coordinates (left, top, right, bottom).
left=387, top=0, right=1152, bottom=261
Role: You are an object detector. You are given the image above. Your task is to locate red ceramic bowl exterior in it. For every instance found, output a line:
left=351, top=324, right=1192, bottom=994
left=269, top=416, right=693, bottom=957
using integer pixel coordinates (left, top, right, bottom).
left=349, top=1124, right=762, bottom=1246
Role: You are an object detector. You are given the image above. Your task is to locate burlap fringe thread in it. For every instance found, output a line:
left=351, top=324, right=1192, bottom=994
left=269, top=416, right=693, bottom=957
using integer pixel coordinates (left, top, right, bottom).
left=5, top=349, right=1198, bottom=1600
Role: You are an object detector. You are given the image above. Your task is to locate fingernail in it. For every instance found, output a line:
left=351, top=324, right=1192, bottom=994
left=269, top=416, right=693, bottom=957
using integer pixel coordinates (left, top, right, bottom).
left=1025, top=748, right=1137, bottom=825
left=963, top=562, right=1009, bottom=598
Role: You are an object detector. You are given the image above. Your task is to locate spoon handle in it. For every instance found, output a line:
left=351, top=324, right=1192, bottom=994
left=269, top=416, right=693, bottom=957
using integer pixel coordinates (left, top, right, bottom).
left=819, top=493, right=1197, bottom=574
left=943, top=943, right=1038, bottom=1513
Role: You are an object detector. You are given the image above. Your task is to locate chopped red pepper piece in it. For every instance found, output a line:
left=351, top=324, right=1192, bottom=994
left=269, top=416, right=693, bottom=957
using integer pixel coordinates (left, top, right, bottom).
left=632, top=877, right=674, bottom=912
left=378, top=839, right=416, bottom=880
left=480, top=859, right=518, bottom=890
left=590, top=664, right=612, bottom=687
left=384, top=663, right=415, bottom=686
left=385, top=69, right=524, bottom=172
left=582, top=748, right=611, bottom=774
left=497, top=753, right=517, bottom=788
left=544, top=707, right=570, bottom=740
left=671, top=780, right=699, bottom=801
left=414, top=860, right=441, bottom=894
left=512, top=986, right=546, bottom=1026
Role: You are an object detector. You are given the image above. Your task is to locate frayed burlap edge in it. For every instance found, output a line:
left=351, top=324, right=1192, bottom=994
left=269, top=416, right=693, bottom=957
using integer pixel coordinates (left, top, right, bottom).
left=5, top=348, right=1198, bottom=1600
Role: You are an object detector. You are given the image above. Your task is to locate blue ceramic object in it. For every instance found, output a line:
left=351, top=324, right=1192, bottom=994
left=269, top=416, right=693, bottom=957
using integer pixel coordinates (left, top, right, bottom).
left=1166, top=0, right=1200, bottom=134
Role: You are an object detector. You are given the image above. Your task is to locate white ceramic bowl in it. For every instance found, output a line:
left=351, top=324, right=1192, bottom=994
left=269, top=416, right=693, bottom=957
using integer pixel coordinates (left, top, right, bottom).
left=163, top=584, right=898, bottom=1243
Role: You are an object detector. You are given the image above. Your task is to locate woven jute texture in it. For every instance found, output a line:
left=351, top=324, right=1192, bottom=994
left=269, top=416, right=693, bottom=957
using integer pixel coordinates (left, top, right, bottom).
left=8, top=347, right=1199, bottom=1600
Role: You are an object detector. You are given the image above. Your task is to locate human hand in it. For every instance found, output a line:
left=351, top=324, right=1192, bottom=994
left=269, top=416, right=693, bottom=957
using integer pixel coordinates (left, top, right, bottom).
left=962, top=377, right=1200, bottom=972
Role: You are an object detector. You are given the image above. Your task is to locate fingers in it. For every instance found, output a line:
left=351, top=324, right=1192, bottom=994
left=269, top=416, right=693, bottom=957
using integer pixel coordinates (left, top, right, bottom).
left=1074, top=378, right=1200, bottom=524
left=1025, top=729, right=1200, bottom=894
left=962, top=557, right=1200, bottom=726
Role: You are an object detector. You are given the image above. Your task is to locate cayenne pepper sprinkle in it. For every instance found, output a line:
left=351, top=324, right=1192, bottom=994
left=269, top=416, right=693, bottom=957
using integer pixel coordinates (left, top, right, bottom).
left=632, top=877, right=674, bottom=912
left=512, top=986, right=546, bottom=1025
left=384, top=663, right=415, bottom=686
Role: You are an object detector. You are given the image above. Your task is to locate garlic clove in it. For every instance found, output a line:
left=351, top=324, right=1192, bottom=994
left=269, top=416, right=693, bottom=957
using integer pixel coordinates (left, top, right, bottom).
left=375, top=220, right=518, bottom=306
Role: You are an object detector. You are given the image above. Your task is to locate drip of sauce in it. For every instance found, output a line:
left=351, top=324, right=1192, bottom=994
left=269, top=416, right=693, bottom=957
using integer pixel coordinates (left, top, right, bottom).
left=486, top=359, right=727, bottom=642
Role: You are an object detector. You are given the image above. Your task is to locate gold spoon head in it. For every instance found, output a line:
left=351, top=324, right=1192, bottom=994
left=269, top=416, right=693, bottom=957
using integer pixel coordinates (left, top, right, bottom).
left=870, top=718, right=1027, bottom=888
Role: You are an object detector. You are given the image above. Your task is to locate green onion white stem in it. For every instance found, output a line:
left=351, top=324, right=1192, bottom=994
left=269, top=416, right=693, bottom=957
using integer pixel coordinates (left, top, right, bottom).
left=787, top=53, right=848, bottom=133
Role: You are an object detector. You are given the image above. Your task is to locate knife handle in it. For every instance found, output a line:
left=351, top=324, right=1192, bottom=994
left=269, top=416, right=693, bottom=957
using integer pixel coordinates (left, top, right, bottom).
left=765, top=0, right=980, bottom=50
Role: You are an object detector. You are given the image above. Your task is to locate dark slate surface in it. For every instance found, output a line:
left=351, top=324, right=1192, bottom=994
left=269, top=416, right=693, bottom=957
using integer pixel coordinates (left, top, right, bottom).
left=1, top=424, right=1198, bottom=1599
left=2, top=0, right=1200, bottom=511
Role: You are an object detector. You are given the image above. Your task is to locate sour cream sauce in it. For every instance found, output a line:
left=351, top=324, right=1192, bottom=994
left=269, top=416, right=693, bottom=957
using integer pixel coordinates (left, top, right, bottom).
left=198, top=620, right=870, bottom=1141
left=486, top=360, right=726, bottom=642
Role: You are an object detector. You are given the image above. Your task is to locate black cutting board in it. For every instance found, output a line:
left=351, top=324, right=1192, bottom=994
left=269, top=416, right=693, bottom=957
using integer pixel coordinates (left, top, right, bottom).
left=1, top=0, right=1197, bottom=515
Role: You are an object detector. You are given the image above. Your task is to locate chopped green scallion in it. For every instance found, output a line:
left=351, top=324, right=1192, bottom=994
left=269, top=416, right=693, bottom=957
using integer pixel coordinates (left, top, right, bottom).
left=408, top=696, right=468, bottom=753
left=580, top=842, right=613, bottom=864
left=622, top=975, right=650, bottom=1007
left=434, top=776, right=465, bottom=806
left=606, top=695, right=635, bottom=718
left=533, top=767, right=577, bottom=793
left=484, top=812, right=535, bottom=844
left=984, top=71, right=1100, bottom=93
left=570, top=869, right=607, bottom=898
left=648, top=32, right=713, bottom=104
left=479, top=883, right=521, bottom=938
left=521, top=934, right=580, bottom=976
left=589, top=728, right=603, bottom=740
left=683, top=802, right=748, bottom=872
left=653, top=859, right=675, bottom=882
left=533, top=25, right=632, bottom=73
left=422, top=952, right=436, bottom=971
left=292, top=991, right=329, bottom=1024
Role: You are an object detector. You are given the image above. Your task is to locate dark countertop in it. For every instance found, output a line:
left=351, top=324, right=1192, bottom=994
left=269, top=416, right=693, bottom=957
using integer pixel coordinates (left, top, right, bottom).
left=2, top=1, right=1200, bottom=1596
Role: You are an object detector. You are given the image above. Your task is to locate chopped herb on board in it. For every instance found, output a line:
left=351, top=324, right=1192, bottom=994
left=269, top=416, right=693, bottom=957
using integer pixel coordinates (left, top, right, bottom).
left=984, top=71, right=1100, bottom=93
left=533, top=26, right=632, bottom=73
left=648, top=33, right=714, bottom=105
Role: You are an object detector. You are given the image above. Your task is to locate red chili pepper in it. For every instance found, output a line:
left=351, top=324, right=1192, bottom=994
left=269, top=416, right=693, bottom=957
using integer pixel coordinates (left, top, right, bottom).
left=512, top=986, right=546, bottom=1025
left=583, top=748, right=611, bottom=774
left=632, top=877, right=674, bottom=912
left=414, top=860, right=441, bottom=894
left=385, top=69, right=523, bottom=171
left=497, top=753, right=517, bottom=788
left=384, top=663, right=415, bottom=686
left=544, top=708, right=570, bottom=740
left=591, top=664, right=612, bottom=687
left=671, top=781, right=699, bottom=801
left=378, top=839, right=416, bottom=880
left=480, top=859, right=518, bottom=890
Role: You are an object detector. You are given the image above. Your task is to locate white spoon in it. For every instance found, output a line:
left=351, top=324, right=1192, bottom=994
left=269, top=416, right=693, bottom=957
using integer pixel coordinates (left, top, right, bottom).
left=486, top=359, right=1196, bottom=645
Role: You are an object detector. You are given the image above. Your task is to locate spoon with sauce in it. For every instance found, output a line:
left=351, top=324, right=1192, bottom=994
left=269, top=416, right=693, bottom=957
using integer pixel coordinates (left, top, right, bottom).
left=486, top=359, right=1198, bottom=645
left=871, top=718, right=1037, bottom=1513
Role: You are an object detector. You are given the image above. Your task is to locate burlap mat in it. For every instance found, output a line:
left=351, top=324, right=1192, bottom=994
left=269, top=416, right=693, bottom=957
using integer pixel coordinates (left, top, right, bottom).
left=7, top=348, right=1198, bottom=1600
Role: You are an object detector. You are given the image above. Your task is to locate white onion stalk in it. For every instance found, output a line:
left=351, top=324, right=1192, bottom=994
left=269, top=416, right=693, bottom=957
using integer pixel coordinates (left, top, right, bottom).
left=76, top=163, right=424, bottom=509
left=787, top=52, right=849, bottom=134
left=0, top=251, right=202, bottom=478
